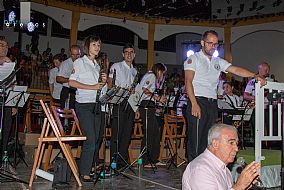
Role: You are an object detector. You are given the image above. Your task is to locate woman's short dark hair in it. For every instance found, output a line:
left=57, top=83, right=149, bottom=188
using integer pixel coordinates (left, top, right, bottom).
left=84, top=35, right=101, bottom=55
left=53, top=54, right=63, bottom=62
left=151, top=63, right=167, bottom=76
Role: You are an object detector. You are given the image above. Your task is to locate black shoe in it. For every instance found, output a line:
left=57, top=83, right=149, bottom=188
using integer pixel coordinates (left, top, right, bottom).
left=81, top=175, right=93, bottom=183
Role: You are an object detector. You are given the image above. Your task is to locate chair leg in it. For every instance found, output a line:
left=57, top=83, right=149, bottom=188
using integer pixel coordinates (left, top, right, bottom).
left=159, top=126, right=167, bottom=160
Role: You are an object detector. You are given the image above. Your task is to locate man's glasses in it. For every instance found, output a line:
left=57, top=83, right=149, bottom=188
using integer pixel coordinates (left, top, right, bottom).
left=205, top=41, right=219, bottom=48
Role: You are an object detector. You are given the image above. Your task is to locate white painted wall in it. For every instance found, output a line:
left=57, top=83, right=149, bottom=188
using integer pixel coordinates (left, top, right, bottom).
left=231, top=30, right=284, bottom=82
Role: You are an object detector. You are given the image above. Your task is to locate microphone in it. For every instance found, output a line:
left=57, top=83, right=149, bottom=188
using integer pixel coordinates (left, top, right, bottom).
left=236, top=157, right=265, bottom=189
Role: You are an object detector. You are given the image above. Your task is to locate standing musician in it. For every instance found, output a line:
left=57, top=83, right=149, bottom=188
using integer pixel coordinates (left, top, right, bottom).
left=108, top=43, right=138, bottom=168
left=93, top=52, right=110, bottom=170
left=56, top=45, right=81, bottom=110
left=69, top=35, right=107, bottom=182
left=137, top=63, right=167, bottom=168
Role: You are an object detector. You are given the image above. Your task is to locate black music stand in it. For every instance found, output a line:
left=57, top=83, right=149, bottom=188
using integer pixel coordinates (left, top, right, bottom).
left=127, top=90, right=157, bottom=173
left=0, top=68, right=28, bottom=184
left=5, top=86, right=29, bottom=168
left=94, top=86, right=133, bottom=184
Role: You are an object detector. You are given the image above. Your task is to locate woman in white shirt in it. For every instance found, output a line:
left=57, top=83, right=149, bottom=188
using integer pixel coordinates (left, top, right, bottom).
left=69, top=35, right=107, bottom=182
left=138, top=63, right=167, bottom=168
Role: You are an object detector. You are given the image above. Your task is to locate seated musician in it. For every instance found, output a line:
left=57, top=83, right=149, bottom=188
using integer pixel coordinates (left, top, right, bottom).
left=221, top=82, right=242, bottom=125
left=223, top=81, right=242, bottom=109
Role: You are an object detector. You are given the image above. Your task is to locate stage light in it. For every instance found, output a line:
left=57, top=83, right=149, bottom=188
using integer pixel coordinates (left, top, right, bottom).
left=187, top=50, right=195, bottom=57
left=27, top=22, right=35, bottom=32
left=8, top=10, right=16, bottom=22
left=213, top=50, right=219, bottom=57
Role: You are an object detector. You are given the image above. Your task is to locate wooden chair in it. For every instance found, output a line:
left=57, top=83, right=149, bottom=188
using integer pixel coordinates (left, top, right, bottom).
left=29, top=100, right=86, bottom=187
left=42, top=105, right=84, bottom=171
left=128, top=118, right=144, bottom=163
left=159, top=113, right=186, bottom=161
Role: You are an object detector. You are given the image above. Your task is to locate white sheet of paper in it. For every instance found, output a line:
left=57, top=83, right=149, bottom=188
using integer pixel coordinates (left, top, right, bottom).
left=5, top=86, right=30, bottom=107
left=218, top=100, right=233, bottom=109
left=128, top=85, right=145, bottom=112
left=110, top=87, right=129, bottom=104
left=0, top=62, right=16, bottom=81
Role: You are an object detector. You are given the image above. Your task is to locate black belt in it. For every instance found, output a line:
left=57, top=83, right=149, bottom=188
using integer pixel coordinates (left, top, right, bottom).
left=196, top=96, right=217, bottom=103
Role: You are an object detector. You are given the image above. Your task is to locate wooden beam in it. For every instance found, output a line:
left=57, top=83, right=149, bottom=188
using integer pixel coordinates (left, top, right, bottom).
left=224, top=26, right=232, bottom=63
left=70, top=10, right=80, bottom=47
left=147, top=22, right=155, bottom=70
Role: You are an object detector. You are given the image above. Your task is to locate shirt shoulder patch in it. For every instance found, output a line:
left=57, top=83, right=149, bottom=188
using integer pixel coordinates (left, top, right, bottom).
left=187, top=59, right=192, bottom=64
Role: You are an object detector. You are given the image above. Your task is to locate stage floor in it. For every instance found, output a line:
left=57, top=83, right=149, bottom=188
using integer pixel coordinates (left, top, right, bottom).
left=0, top=157, right=185, bottom=190
left=0, top=147, right=282, bottom=190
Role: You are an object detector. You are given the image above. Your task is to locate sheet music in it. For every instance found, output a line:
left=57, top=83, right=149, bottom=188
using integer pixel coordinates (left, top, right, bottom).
left=0, top=62, right=16, bottom=81
left=5, top=86, right=30, bottom=107
left=218, top=99, right=234, bottom=109
left=109, top=87, right=129, bottom=104
left=128, top=84, right=145, bottom=112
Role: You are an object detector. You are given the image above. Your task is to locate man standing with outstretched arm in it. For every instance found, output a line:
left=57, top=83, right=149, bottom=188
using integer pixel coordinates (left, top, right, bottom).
left=184, top=30, right=266, bottom=162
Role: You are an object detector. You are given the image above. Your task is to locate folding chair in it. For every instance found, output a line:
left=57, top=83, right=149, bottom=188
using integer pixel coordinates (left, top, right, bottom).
left=43, top=105, right=84, bottom=171
left=159, top=113, right=186, bottom=162
left=29, top=100, right=86, bottom=187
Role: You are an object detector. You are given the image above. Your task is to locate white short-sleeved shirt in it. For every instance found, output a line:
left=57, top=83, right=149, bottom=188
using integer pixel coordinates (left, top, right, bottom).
left=69, top=55, right=107, bottom=103
left=108, top=60, right=137, bottom=88
left=184, top=50, right=231, bottom=99
left=49, top=67, right=63, bottom=100
left=57, top=58, right=74, bottom=88
left=244, top=79, right=255, bottom=96
left=223, top=94, right=241, bottom=108
left=138, top=71, right=156, bottom=101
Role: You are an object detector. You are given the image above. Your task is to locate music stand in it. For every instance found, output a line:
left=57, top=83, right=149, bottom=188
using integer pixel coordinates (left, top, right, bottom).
left=94, top=86, right=133, bottom=184
left=127, top=89, right=157, bottom=173
left=5, top=86, right=29, bottom=168
left=0, top=68, right=28, bottom=184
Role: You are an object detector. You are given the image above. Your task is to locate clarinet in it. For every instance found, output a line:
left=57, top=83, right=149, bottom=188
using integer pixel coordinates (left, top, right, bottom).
left=95, top=53, right=108, bottom=113
left=112, top=69, right=116, bottom=87
left=124, top=68, right=139, bottom=111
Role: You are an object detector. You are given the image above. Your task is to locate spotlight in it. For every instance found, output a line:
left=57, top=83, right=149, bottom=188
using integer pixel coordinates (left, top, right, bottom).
left=213, top=50, right=219, bottom=57
left=27, top=22, right=35, bottom=32
left=187, top=50, right=195, bottom=57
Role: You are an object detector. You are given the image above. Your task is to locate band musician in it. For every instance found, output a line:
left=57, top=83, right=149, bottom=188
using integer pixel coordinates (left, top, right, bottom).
left=219, top=81, right=243, bottom=126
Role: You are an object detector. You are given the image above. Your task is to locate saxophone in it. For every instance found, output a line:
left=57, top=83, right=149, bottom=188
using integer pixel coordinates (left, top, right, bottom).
left=95, top=52, right=109, bottom=103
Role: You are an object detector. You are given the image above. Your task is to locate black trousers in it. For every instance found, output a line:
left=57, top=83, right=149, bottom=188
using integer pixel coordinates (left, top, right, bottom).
left=185, top=97, right=218, bottom=162
left=1, top=107, right=13, bottom=156
left=110, top=100, right=135, bottom=165
left=140, top=100, right=161, bottom=165
left=60, top=86, right=76, bottom=109
left=93, top=111, right=106, bottom=166
left=75, top=102, right=101, bottom=176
